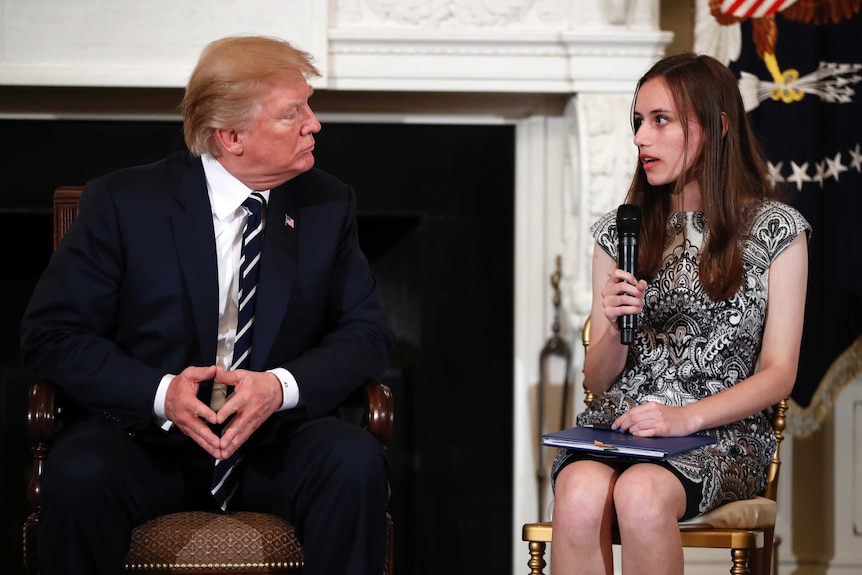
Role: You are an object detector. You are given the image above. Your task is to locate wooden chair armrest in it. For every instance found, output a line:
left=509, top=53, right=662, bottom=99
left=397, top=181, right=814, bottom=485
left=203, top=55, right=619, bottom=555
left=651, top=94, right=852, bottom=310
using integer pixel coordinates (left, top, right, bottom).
left=28, top=380, right=57, bottom=443
left=336, top=380, right=394, bottom=445
left=360, top=380, right=394, bottom=445
left=26, top=379, right=57, bottom=533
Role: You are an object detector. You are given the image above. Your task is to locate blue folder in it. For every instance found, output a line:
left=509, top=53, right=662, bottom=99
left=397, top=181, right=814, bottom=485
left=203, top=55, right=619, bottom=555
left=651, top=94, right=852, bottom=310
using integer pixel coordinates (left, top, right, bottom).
left=542, top=426, right=715, bottom=459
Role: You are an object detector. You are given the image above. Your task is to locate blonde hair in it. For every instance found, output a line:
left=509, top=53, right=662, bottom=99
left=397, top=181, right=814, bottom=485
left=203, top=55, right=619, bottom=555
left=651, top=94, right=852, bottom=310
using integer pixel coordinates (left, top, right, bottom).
left=180, top=35, right=321, bottom=157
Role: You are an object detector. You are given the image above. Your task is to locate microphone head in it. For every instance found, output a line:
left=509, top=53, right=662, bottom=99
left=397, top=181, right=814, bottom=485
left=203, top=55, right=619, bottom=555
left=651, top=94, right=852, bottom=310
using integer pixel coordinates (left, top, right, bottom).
left=616, top=204, right=641, bottom=236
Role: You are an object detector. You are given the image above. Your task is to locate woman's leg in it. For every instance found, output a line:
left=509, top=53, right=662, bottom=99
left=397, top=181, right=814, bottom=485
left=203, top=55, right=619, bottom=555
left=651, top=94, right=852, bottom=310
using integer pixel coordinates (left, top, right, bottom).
left=613, top=463, right=687, bottom=575
left=550, top=460, right=620, bottom=575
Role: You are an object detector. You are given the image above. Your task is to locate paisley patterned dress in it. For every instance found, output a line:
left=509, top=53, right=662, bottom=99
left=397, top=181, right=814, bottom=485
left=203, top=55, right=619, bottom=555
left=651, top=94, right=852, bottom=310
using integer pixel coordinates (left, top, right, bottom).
left=551, top=201, right=810, bottom=516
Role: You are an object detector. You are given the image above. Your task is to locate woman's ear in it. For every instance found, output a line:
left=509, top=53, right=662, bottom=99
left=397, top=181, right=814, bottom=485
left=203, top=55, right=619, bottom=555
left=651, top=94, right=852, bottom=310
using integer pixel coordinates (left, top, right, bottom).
left=720, top=112, right=728, bottom=137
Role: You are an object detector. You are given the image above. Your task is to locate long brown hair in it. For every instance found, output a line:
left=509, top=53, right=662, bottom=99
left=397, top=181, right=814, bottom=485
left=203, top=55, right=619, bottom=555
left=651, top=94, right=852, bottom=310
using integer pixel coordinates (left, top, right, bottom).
left=625, top=53, right=780, bottom=300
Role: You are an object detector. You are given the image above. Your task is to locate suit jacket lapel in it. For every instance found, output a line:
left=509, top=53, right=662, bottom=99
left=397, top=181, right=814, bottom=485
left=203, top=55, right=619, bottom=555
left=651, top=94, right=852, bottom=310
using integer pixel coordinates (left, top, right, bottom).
left=171, top=164, right=219, bottom=365
left=252, top=181, right=296, bottom=369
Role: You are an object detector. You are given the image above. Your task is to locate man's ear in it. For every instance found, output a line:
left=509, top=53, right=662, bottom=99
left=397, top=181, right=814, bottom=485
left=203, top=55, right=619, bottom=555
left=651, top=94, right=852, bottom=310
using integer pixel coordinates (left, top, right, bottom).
left=720, top=112, right=728, bottom=137
left=214, top=128, right=243, bottom=155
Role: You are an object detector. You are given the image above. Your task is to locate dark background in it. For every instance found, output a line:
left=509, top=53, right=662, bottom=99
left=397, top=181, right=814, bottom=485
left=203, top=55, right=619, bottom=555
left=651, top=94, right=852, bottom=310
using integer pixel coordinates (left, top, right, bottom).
left=0, top=119, right=515, bottom=575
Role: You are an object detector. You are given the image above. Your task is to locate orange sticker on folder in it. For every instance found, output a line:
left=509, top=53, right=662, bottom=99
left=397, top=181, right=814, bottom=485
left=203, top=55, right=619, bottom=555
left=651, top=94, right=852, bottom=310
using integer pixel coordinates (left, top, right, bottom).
left=594, top=440, right=618, bottom=450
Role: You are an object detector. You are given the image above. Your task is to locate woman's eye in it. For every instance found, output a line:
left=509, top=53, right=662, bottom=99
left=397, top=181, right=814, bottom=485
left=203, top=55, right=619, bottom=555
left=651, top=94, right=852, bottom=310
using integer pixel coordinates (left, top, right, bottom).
left=633, top=118, right=643, bottom=132
left=656, top=116, right=668, bottom=125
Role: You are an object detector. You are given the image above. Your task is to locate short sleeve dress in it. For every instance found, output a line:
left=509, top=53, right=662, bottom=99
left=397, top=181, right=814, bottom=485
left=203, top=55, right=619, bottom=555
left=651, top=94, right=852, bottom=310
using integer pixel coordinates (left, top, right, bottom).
left=551, top=201, right=811, bottom=517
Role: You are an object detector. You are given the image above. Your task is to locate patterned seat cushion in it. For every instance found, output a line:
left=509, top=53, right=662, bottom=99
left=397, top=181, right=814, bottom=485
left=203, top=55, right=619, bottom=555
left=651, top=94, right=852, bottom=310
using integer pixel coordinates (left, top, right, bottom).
left=125, top=511, right=303, bottom=572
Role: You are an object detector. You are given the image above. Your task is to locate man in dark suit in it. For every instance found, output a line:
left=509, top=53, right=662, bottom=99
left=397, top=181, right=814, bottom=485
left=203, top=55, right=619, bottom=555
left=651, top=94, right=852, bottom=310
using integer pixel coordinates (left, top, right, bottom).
left=20, top=35, right=395, bottom=575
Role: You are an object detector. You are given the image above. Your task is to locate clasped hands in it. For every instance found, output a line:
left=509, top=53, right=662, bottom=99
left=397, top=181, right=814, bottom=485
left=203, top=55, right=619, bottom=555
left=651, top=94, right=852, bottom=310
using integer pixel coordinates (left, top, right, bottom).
left=164, top=365, right=283, bottom=460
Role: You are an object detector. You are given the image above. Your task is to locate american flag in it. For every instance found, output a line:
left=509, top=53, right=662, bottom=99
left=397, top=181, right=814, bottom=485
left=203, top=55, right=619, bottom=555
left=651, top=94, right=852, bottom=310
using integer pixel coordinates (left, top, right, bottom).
left=727, top=12, right=862, bottom=409
left=285, top=214, right=295, bottom=228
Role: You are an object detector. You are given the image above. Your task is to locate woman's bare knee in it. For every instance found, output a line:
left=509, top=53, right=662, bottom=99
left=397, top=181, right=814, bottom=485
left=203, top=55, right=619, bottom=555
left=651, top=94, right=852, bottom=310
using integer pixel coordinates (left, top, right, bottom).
left=613, top=464, right=686, bottom=528
left=553, top=461, right=617, bottom=535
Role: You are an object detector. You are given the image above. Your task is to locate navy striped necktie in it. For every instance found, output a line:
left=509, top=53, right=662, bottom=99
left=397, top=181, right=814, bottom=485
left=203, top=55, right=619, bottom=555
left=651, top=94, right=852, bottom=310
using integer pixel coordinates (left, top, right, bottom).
left=212, top=191, right=265, bottom=512
left=231, top=192, right=265, bottom=372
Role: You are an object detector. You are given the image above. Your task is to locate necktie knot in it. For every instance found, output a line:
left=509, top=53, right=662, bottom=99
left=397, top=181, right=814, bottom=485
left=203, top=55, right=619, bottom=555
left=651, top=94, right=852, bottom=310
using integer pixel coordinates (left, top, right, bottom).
left=243, top=192, right=265, bottom=222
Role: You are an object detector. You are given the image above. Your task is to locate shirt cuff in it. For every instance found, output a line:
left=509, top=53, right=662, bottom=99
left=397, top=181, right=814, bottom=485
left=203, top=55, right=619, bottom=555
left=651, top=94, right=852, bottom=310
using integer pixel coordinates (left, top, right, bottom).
left=153, top=373, right=175, bottom=431
left=269, top=367, right=300, bottom=410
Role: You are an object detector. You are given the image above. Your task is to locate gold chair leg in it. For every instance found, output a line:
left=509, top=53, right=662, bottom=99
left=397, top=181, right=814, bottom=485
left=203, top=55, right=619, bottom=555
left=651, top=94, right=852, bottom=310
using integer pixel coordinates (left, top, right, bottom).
left=527, top=540, right=548, bottom=575
left=730, top=548, right=751, bottom=575
left=749, top=529, right=775, bottom=575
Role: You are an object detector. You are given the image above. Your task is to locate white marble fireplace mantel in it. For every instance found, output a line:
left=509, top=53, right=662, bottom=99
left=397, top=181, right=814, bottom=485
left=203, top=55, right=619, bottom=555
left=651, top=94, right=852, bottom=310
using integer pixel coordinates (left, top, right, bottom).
left=0, top=0, right=667, bottom=93
left=0, top=2, right=673, bottom=574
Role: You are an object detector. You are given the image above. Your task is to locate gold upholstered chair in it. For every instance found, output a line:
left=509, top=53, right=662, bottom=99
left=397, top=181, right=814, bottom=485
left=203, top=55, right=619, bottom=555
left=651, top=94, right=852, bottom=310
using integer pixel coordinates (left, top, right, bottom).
left=522, top=315, right=786, bottom=575
left=24, top=187, right=395, bottom=575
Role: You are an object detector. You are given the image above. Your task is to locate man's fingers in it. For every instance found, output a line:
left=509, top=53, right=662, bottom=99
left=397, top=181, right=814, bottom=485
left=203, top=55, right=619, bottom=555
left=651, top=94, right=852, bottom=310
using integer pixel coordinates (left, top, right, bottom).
left=215, top=399, right=238, bottom=425
left=214, top=365, right=240, bottom=385
left=183, top=364, right=218, bottom=381
left=195, top=401, right=219, bottom=425
left=194, top=427, right=221, bottom=452
left=175, top=418, right=222, bottom=459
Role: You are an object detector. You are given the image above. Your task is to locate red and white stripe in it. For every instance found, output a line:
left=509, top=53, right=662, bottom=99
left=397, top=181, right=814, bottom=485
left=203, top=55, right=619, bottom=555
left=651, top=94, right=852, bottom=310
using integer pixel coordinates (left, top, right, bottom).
left=719, top=0, right=799, bottom=18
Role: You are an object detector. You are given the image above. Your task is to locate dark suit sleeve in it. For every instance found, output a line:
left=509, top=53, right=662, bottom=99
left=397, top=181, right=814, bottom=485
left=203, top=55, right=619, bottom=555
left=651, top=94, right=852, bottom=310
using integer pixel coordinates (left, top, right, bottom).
left=269, top=175, right=395, bottom=419
left=20, top=179, right=166, bottom=427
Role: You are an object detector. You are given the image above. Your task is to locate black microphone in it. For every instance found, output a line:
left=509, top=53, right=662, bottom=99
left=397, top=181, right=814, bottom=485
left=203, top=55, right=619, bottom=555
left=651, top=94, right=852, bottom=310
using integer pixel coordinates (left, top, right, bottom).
left=616, top=204, right=641, bottom=345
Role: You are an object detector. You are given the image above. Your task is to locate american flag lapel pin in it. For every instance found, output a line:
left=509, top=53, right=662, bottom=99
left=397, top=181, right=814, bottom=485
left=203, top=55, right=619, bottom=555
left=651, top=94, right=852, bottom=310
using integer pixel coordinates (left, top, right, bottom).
left=285, top=214, right=295, bottom=228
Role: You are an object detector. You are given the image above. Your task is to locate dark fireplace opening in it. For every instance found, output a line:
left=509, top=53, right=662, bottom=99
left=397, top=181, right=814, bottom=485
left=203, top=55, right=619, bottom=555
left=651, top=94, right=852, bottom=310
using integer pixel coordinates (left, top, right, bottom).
left=1, top=119, right=515, bottom=575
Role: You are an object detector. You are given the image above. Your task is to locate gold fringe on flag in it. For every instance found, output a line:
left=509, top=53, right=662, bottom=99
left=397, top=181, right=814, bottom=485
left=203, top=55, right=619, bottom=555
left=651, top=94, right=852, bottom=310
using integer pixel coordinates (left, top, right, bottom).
left=787, top=335, right=862, bottom=437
